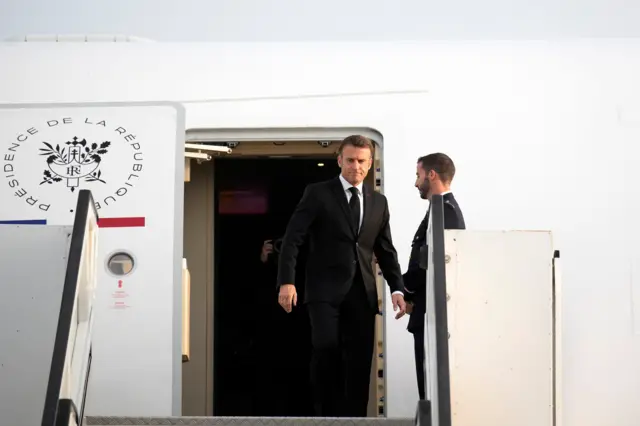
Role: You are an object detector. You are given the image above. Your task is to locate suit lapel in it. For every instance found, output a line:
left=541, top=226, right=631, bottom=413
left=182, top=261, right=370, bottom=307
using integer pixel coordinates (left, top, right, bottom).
left=330, top=178, right=356, bottom=236
left=359, top=185, right=374, bottom=240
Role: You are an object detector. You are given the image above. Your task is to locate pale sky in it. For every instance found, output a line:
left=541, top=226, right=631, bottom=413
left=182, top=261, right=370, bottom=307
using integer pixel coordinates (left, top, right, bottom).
left=2, top=0, right=640, bottom=41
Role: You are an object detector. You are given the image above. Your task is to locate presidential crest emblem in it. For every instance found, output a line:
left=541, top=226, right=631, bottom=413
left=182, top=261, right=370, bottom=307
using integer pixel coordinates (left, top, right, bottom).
left=39, top=136, right=111, bottom=192
left=3, top=116, right=144, bottom=213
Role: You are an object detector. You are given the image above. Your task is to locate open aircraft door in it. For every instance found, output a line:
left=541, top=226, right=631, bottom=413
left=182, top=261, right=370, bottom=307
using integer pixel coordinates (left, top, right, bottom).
left=0, top=102, right=186, bottom=417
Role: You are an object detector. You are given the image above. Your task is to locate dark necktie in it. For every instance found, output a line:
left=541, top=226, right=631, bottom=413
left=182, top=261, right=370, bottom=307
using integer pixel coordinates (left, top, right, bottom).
left=348, top=187, right=360, bottom=233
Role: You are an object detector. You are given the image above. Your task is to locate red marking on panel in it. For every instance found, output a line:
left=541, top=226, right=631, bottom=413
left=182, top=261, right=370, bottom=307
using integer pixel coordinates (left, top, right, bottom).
left=98, top=217, right=146, bottom=228
left=118, top=280, right=123, bottom=288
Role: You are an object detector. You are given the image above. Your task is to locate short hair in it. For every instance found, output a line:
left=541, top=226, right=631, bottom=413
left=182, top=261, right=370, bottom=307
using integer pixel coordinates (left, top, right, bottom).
left=338, top=135, right=374, bottom=156
left=417, top=153, right=456, bottom=183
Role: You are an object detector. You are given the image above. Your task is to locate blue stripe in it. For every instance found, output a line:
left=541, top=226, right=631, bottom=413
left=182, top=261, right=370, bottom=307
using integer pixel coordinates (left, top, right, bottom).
left=0, top=219, right=47, bottom=225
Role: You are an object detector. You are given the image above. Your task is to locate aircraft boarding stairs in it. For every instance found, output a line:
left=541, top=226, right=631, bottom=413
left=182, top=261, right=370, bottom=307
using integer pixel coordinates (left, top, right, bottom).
left=0, top=190, right=417, bottom=426
left=0, top=191, right=557, bottom=426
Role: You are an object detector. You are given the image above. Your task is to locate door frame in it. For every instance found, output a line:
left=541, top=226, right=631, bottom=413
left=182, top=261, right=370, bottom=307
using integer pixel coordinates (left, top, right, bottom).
left=182, top=127, right=387, bottom=417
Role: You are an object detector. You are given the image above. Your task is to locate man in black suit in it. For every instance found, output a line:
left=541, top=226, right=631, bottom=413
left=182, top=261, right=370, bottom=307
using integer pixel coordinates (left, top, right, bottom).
left=277, top=135, right=407, bottom=418
left=403, top=153, right=465, bottom=400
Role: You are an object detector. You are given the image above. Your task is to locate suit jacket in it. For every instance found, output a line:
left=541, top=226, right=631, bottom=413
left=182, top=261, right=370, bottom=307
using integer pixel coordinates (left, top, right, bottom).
left=277, top=177, right=404, bottom=310
left=404, top=192, right=465, bottom=333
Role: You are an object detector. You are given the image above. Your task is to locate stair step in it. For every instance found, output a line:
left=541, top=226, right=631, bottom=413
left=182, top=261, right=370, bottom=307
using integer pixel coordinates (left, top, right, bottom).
left=85, top=416, right=414, bottom=425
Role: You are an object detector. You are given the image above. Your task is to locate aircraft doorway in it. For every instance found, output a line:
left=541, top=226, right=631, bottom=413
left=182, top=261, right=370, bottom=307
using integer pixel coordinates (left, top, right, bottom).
left=213, top=157, right=340, bottom=416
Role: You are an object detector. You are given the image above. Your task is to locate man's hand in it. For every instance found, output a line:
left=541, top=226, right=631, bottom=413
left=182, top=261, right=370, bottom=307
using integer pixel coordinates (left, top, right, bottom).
left=392, top=293, right=407, bottom=319
left=260, top=240, right=273, bottom=263
left=278, top=284, right=297, bottom=313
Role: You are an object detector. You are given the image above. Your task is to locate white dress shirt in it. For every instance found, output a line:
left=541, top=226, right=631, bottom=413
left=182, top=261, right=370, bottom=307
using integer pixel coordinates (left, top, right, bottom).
left=339, top=175, right=403, bottom=297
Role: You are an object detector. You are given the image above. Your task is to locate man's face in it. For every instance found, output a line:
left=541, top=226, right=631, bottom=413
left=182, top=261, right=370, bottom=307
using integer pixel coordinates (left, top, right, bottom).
left=415, top=163, right=432, bottom=199
left=338, top=145, right=372, bottom=186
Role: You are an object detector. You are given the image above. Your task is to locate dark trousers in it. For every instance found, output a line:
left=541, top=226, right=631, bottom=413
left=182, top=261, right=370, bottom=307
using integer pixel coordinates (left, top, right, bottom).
left=413, top=330, right=426, bottom=400
left=307, top=271, right=376, bottom=417
left=252, top=305, right=313, bottom=417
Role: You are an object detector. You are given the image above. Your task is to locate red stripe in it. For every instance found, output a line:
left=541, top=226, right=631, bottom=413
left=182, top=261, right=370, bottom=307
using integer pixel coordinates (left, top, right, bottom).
left=98, top=217, right=146, bottom=228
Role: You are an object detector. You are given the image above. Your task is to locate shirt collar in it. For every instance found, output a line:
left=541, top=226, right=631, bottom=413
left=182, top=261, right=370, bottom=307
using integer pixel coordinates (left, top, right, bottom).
left=339, top=174, right=363, bottom=194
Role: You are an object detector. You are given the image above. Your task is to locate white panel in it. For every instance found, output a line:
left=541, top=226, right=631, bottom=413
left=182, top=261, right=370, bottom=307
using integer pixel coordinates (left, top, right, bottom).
left=633, top=260, right=640, bottom=335
left=0, top=225, right=72, bottom=426
left=0, top=103, right=185, bottom=416
left=444, top=230, right=554, bottom=426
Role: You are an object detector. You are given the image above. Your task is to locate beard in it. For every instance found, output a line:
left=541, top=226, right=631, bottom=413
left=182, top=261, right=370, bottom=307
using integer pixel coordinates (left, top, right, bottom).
left=418, top=180, right=430, bottom=199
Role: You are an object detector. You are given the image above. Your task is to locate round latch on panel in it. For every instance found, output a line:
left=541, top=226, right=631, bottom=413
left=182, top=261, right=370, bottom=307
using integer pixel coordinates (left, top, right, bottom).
left=106, top=252, right=135, bottom=276
left=445, top=254, right=451, bottom=263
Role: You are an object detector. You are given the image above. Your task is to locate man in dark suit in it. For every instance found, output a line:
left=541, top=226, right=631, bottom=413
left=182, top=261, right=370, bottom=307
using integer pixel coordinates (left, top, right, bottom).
left=277, top=135, right=407, bottom=418
left=403, top=153, right=465, bottom=400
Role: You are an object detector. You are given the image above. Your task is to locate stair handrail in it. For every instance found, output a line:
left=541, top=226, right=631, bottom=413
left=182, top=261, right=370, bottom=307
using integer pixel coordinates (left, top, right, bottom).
left=417, top=194, right=452, bottom=426
left=41, top=190, right=99, bottom=426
